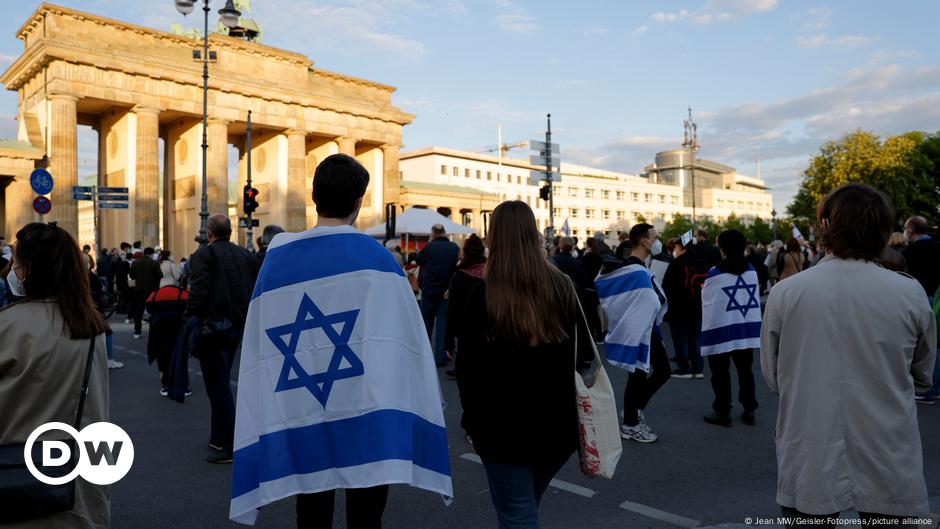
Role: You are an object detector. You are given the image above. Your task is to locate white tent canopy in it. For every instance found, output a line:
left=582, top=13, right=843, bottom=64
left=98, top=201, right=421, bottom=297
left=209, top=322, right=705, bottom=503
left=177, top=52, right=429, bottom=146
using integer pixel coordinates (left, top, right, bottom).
left=363, top=207, right=475, bottom=237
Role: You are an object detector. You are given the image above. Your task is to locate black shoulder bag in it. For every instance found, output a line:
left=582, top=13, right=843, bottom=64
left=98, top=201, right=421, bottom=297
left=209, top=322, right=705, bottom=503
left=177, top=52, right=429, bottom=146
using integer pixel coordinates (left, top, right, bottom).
left=0, top=336, right=96, bottom=522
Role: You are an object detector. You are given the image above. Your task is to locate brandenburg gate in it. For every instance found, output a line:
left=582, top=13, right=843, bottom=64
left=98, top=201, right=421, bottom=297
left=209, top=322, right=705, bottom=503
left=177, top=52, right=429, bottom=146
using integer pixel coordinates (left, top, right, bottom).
left=0, top=4, right=412, bottom=257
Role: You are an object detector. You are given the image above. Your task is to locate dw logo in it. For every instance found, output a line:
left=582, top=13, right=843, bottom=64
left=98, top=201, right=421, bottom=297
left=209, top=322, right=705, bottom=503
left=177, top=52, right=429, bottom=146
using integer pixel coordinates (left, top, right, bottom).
left=24, top=422, right=134, bottom=485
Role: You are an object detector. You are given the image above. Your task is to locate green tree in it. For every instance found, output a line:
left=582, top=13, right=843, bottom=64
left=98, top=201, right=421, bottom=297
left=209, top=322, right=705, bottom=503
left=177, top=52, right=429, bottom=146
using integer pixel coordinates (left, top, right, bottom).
left=788, top=129, right=940, bottom=227
left=660, top=214, right=694, bottom=241
left=635, top=213, right=647, bottom=224
left=748, top=217, right=773, bottom=244
left=720, top=213, right=746, bottom=235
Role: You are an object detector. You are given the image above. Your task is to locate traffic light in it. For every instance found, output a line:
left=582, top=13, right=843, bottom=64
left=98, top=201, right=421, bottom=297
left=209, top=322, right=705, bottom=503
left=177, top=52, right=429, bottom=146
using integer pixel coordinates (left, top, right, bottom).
left=243, top=185, right=259, bottom=214
left=539, top=184, right=551, bottom=201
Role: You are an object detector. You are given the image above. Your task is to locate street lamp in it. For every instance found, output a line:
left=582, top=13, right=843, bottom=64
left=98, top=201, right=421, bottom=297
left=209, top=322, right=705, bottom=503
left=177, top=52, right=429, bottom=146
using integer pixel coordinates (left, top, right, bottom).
left=682, top=107, right=700, bottom=224
left=771, top=209, right=778, bottom=241
left=174, top=0, right=241, bottom=245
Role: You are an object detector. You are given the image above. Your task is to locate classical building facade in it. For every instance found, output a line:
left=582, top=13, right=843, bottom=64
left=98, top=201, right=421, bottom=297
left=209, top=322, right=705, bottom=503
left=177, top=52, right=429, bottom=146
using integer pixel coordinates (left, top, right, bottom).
left=399, top=146, right=774, bottom=242
left=0, top=4, right=411, bottom=257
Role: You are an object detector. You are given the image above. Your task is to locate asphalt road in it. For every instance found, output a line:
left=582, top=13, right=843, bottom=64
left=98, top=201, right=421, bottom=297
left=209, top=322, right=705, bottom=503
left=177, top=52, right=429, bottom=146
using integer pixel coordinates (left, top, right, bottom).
left=106, top=320, right=940, bottom=529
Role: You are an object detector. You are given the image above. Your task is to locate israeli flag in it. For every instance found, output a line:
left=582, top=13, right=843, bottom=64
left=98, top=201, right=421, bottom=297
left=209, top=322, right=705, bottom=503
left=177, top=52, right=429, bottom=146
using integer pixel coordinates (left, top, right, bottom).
left=596, top=263, right=666, bottom=372
left=230, top=225, right=453, bottom=525
left=700, top=265, right=762, bottom=356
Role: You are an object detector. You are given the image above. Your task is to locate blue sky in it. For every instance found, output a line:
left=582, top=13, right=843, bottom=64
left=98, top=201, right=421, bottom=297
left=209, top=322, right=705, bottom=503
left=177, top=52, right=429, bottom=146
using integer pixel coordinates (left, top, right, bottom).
left=1, top=0, right=938, bottom=210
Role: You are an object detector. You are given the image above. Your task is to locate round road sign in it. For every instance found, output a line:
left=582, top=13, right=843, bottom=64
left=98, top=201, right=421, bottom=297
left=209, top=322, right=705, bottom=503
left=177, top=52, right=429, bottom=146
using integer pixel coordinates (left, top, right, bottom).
left=33, top=196, right=51, bottom=215
left=30, top=168, right=54, bottom=195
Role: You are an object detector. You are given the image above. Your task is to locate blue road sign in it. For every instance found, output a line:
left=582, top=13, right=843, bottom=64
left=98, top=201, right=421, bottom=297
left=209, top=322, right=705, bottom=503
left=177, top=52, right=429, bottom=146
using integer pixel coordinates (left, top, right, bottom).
left=98, top=194, right=129, bottom=201
left=99, top=186, right=129, bottom=194
left=33, top=196, right=51, bottom=215
left=30, top=169, right=54, bottom=195
left=72, top=193, right=94, bottom=201
left=99, top=202, right=129, bottom=209
left=72, top=186, right=94, bottom=193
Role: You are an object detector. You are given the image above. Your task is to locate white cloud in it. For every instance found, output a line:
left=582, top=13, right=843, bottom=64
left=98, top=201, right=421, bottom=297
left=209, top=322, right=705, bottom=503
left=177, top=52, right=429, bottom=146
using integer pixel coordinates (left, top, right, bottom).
left=798, top=6, right=831, bottom=31
left=495, top=13, right=538, bottom=34
left=867, top=49, right=920, bottom=65
left=795, top=34, right=881, bottom=49
left=795, top=35, right=829, bottom=49
left=0, top=53, right=18, bottom=66
left=651, top=0, right=776, bottom=25
left=633, top=25, right=648, bottom=35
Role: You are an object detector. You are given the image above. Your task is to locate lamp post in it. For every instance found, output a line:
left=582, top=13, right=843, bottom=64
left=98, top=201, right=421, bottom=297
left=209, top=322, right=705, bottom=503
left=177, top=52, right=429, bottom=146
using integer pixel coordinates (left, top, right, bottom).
left=771, top=209, right=778, bottom=241
left=174, top=0, right=241, bottom=245
left=682, top=107, right=700, bottom=224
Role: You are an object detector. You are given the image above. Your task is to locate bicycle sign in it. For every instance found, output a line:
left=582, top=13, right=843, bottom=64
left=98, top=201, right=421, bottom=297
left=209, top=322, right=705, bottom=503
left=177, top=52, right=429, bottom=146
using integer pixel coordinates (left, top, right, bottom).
left=30, top=169, right=54, bottom=195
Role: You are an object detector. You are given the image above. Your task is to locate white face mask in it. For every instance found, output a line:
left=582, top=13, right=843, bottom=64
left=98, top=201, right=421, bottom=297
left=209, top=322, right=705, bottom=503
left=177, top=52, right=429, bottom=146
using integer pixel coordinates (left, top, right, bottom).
left=903, top=230, right=911, bottom=243
left=6, top=266, right=25, bottom=297
left=648, top=239, right=663, bottom=256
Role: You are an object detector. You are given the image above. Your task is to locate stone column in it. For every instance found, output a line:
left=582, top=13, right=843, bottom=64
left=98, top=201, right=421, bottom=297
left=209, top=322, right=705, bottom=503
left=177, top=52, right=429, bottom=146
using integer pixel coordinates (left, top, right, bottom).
left=48, top=94, right=78, bottom=235
left=337, top=137, right=356, bottom=156
left=135, top=106, right=161, bottom=245
left=381, top=144, right=400, bottom=205
left=206, top=118, right=229, bottom=216
left=286, top=129, right=307, bottom=232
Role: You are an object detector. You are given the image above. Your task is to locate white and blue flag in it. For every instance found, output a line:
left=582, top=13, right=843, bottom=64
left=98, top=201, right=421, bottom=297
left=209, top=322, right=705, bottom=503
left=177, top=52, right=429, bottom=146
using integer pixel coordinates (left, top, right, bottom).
left=596, top=263, right=666, bottom=372
left=700, top=265, right=762, bottom=356
left=229, top=225, right=453, bottom=525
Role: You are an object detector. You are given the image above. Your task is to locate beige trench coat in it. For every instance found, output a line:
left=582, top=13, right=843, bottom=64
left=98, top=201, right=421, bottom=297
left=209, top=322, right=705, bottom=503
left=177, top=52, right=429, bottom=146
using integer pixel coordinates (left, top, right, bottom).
left=760, top=256, right=936, bottom=516
left=0, top=301, right=110, bottom=529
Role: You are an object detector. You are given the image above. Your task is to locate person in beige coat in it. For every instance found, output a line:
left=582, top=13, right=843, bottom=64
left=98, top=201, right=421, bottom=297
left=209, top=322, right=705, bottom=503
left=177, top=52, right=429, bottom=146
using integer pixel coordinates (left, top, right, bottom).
left=760, top=184, right=936, bottom=524
left=0, top=223, right=110, bottom=529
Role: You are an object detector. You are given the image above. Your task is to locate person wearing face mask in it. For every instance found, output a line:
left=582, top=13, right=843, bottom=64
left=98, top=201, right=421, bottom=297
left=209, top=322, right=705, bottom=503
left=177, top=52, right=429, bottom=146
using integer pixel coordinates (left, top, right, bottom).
left=901, top=215, right=940, bottom=404
left=0, top=222, right=111, bottom=528
left=597, top=223, right=670, bottom=443
left=158, top=250, right=182, bottom=288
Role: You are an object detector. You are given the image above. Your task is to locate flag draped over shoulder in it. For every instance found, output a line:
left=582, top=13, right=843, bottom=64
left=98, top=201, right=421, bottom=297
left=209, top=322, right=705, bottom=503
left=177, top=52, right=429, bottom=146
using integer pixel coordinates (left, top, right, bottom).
left=700, top=265, right=762, bottom=356
left=229, top=225, right=453, bottom=525
left=596, top=263, right=666, bottom=372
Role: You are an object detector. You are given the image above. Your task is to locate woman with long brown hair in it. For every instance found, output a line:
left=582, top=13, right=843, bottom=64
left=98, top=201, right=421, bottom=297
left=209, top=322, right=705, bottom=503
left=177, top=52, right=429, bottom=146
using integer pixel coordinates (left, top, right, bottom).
left=0, top=222, right=110, bottom=528
left=456, top=201, right=593, bottom=529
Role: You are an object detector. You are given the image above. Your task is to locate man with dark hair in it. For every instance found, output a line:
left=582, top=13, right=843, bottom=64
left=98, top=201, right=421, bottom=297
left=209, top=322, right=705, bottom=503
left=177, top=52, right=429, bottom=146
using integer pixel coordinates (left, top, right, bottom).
left=256, top=224, right=285, bottom=266
left=229, top=153, right=452, bottom=525
left=615, top=231, right=631, bottom=260
left=187, top=213, right=258, bottom=462
left=129, top=246, right=162, bottom=339
left=695, top=228, right=722, bottom=268
left=417, top=223, right=459, bottom=366
left=902, top=215, right=940, bottom=404
left=761, top=183, right=935, bottom=521
left=600, top=222, right=671, bottom=443
left=700, top=229, right=760, bottom=427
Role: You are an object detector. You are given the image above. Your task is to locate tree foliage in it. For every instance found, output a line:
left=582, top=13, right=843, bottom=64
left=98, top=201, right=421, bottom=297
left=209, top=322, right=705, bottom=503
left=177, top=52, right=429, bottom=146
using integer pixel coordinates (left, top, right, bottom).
left=788, top=129, right=940, bottom=228
left=660, top=214, right=776, bottom=245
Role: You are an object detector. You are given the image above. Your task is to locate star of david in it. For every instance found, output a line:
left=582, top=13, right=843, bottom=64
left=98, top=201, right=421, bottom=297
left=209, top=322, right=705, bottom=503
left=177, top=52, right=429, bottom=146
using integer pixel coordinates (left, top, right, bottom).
left=265, top=293, right=363, bottom=407
left=721, top=275, right=760, bottom=317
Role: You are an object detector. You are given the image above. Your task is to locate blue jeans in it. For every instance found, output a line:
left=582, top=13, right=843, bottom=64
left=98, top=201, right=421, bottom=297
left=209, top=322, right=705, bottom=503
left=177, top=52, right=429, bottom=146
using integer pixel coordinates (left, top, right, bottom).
left=481, top=455, right=570, bottom=529
left=420, top=291, right=448, bottom=364
left=106, top=332, right=113, bottom=360
left=670, top=317, right=703, bottom=375
left=197, top=327, right=242, bottom=451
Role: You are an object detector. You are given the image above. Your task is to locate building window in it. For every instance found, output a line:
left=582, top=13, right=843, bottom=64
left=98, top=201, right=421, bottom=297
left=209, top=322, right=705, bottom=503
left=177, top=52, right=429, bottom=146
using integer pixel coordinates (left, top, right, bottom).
left=585, top=208, right=595, bottom=219
left=585, top=188, right=594, bottom=199
left=658, top=195, right=665, bottom=204
left=569, top=187, right=578, bottom=197
left=602, top=209, right=610, bottom=220
left=631, top=192, right=639, bottom=201
left=616, top=210, right=625, bottom=220
left=670, top=196, right=677, bottom=205
left=571, top=208, right=579, bottom=218
left=616, top=191, right=624, bottom=201
left=476, top=170, right=481, bottom=179
left=487, top=171, right=492, bottom=180
left=517, top=175, right=522, bottom=185
left=601, top=190, right=610, bottom=199
left=440, top=165, right=447, bottom=175
left=553, top=207, right=561, bottom=217
left=644, top=193, right=652, bottom=202
left=465, top=168, right=470, bottom=178
left=453, top=166, right=458, bottom=177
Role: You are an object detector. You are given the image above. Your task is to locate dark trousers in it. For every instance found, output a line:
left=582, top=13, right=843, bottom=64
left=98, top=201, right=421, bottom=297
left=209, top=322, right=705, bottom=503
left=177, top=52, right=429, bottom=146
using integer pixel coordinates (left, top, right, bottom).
left=780, top=506, right=907, bottom=528
left=296, top=486, right=389, bottom=529
left=197, top=329, right=240, bottom=450
left=623, top=333, right=671, bottom=426
left=128, top=290, right=150, bottom=334
left=707, top=349, right=758, bottom=415
left=481, top=454, right=569, bottom=529
left=420, top=291, right=448, bottom=364
left=670, top=317, right=703, bottom=375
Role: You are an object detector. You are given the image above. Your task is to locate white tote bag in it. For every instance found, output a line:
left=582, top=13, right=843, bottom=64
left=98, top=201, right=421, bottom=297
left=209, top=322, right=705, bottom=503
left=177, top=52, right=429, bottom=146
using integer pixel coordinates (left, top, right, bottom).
left=573, top=300, right=622, bottom=479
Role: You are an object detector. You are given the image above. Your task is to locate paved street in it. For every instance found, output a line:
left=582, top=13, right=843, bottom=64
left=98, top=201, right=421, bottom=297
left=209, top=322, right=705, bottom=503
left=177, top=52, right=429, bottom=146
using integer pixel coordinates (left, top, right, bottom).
left=107, top=320, right=940, bottom=529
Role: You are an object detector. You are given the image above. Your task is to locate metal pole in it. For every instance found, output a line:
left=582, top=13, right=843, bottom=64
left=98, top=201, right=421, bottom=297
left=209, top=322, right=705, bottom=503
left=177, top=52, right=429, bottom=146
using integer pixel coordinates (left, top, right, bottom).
left=690, top=143, right=696, bottom=224
left=195, top=0, right=211, bottom=245
left=245, top=109, right=254, bottom=252
left=93, top=185, right=100, bottom=268
left=546, top=113, right=554, bottom=238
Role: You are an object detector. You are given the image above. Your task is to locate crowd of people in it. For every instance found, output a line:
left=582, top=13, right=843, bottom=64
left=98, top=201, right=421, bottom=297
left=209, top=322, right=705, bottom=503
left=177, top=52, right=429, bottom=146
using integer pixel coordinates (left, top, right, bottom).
left=0, top=151, right=936, bottom=529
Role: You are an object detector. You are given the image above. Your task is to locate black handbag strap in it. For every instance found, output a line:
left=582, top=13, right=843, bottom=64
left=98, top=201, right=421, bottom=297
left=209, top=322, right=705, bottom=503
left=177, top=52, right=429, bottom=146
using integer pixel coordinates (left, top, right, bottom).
left=73, top=337, right=96, bottom=430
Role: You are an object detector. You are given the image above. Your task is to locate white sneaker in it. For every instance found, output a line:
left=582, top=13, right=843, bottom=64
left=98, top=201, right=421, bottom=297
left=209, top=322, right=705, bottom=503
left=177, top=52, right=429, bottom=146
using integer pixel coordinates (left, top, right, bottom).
left=124, top=318, right=131, bottom=324
left=133, top=334, right=142, bottom=339
left=692, top=373, right=705, bottom=380
left=671, top=373, right=694, bottom=380
left=107, top=359, right=124, bottom=369
left=620, top=424, right=658, bottom=443
left=637, top=410, right=653, bottom=434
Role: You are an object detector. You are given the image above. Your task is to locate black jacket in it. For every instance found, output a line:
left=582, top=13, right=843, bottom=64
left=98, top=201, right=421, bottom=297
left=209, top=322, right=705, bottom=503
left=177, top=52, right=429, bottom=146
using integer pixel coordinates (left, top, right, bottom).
left=551, top=253, right=589, bottom=291
left=662, top=252, right=695, bottom=321
left=903, top=236, right=940, bottom=298
left=444, top=264, right=484, bottom=352
left=456, top=282, right=593, bottom=464
left=130, top=256, right=163, bottom=293
left=416, top=237, right=459, bottom=296
left=698, top=241, right=722, bottom=269
left=186, top=240, right=258, bottom=326
left=579, top=251, right=603, bottom=283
